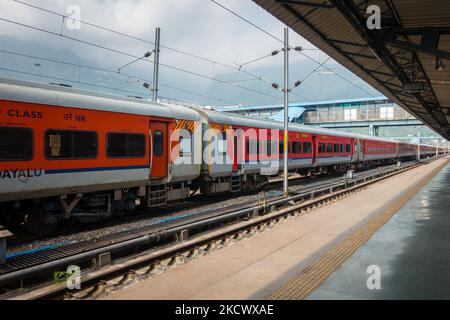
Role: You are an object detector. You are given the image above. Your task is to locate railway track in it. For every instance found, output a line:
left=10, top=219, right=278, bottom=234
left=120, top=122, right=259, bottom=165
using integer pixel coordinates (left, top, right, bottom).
left=3, top=172, right=325, bottom=250
left=0, top=158, right=440, bottom=300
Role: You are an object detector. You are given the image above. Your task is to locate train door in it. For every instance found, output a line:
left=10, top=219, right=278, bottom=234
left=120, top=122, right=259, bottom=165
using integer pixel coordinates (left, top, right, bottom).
left=358, top=139, right=364, bottom=161
left=233, top=133, right=239, bottom=172
left=150, top=121, right=168, bottom=178
left=312, top=135, right=318, bottom=166
left=352, top=138, right=359, bottom=162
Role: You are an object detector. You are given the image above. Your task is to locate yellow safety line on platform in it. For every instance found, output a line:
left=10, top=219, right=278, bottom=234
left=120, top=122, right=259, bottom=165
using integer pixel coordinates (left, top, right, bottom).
left=269, top=159, right=450, bottom=300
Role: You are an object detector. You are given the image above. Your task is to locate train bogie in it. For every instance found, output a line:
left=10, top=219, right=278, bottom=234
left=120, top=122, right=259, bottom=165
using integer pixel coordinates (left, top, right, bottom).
left=0, top=80, right=203, bottom=231
left=0, top=79, right=444, bottom=234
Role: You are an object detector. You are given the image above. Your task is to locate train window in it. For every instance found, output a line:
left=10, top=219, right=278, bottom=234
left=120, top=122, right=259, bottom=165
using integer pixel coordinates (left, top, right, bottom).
left=303, top=142, right=312, bottom=154
left=318, top=143, right=326, bottom=153
left=128, top=134, right=146, bottom=157
left=327, top=144, right=333, bottom=153
left=46, top=130, right=97, bottom=160
left=179, top=137, right=185, bottom=157
left=266, top=140, right=272, bottom=156
left=334, top=144, right=340, bottom=153
left=153, top=131, right=164, bottom=157
left=340, top=144, right=345, bottom=153
left=73, top=131, right=98, bottom=158
left=346, top=144, right=351, bottom=153
left=107, top=133, right=126, bottom=158
left=292, top=142, right=302, bottom=154
left=279, top=142, right=284, bottom=155
left=247, top=140, right=258, bottom=155
left=0, top=127, right=33, bottom=161
left=217, top=132, right=227, bottom=155
left=107, top=133, right=145, bottom=158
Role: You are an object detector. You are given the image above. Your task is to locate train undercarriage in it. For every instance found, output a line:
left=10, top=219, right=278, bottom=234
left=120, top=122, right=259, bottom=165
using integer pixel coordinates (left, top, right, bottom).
left=0, top=155, right=435, bottom=236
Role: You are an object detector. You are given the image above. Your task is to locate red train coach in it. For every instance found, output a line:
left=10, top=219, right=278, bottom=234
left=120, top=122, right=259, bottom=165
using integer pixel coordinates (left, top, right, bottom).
left=0, top=79, right=443, bottom=234
left=361, top=138, right=397, bottom=162
left=0, top=80, right=201, bottom=233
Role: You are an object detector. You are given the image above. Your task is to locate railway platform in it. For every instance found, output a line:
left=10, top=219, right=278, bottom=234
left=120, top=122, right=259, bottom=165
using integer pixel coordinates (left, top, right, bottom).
left=308, top=161, right=450, bottom=300
left=101, top=157, right=450, bottom=300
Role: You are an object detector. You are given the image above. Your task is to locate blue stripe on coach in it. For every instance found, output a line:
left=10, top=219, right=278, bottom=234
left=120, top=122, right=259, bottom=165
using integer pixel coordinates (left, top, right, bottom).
left=45, top=165, right=148, bottom=175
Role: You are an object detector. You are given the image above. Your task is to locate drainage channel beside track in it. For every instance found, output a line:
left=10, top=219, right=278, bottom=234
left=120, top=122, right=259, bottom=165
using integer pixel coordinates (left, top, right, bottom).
left=0, top=158, right=439, bottom=299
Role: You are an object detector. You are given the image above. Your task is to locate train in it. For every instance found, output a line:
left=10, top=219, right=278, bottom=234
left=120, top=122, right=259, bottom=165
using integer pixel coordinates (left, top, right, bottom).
left=0, top=79, right=447, bottom=234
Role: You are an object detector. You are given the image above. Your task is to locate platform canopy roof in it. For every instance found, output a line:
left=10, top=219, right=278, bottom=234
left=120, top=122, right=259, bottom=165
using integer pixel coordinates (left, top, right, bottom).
left=254, top=0, right=450, bottom=140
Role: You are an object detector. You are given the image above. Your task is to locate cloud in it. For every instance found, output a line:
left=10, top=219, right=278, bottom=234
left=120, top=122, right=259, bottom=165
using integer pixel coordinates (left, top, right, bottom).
left=0, top=0, right=378, bottom=106
left=1, top=0, right=318, bottom=66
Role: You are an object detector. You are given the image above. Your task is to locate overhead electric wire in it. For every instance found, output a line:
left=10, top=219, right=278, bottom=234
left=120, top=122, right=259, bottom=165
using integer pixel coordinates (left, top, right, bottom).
left=11, top=0, right=277, bottom=88
left=235, top=52, right=312, bottom=101
left=236, top=64, right=311, bottom=102
left=0, top=66, right=149, bottom=97
left=10, top=0, right=371, bottom=100
left=8, top=0, right=314, bottom=102
left=0, top=49, right=239, bottom=105
left=209, top=0, right=283, bottom=44
left=0, top=17, right=282, bottom=102
left=0, top=67, right=234, bottom=105
left=208, top=0, right=377, bottom=97
left=0, top=65, right=231, bottom=106
left=300, top=57, right=332, bottom=83
left=238, top=52, right=276, bottom=69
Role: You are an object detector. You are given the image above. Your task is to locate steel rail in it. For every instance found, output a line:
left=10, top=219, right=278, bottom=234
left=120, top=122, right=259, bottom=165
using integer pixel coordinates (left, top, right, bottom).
left=0, top=158, right=439, bottom=294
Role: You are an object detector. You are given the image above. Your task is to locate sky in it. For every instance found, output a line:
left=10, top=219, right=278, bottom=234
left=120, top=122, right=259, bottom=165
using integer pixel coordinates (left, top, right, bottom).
left=0, top=0, right=381, bottom=107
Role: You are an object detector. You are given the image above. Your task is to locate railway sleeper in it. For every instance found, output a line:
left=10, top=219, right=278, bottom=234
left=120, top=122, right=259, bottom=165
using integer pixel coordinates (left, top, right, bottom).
left=13, top=159, right=441, bottom=298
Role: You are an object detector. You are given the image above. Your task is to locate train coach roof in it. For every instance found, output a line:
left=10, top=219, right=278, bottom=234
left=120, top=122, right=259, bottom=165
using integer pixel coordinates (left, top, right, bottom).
left=202, top=108, right=405, bottom=143
left=200, top=109, right=283, bottom=130
left=352, top=133, right=401, bottom=144
left=0, top=79, right=200, bottom=121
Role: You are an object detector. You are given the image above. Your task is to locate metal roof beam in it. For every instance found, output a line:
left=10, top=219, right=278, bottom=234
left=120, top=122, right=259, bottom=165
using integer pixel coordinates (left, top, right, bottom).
left=276, top=0, right=335, bottom=9
left=394, top=27, right=450, bottom=36
left=278, top=3, right=391, bottom=97
left=341, top=50, right=378, bottom=59
left=383, top=35, right=450, bottom=60
left=384, top=82, right=402, bottom=88
left=261, top=0, right=448, bottom=138
left=326, top=38, right=367, bottom=48
left=365, top=69, right=395, bottom=77
left=329, top=0, right=448, bottom=130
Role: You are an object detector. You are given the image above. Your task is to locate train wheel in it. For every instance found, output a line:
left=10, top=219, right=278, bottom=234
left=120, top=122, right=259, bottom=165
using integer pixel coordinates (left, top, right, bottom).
left=23, top=209, right=58, bottom=236
left=297, top=169, right=311, bottom=177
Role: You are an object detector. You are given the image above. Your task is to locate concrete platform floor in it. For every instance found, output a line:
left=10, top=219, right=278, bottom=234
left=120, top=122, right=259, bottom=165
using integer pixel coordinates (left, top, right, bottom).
left=102, top=158, right=449, bottom=300
left=309, top=161, right=450, bottom=300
